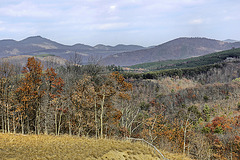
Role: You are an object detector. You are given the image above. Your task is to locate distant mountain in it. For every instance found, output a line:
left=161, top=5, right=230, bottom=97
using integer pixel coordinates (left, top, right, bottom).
left=0, top=36, right=145, bottom=64
left=223, top=39, right=239, bottom=43
left=100, top=37, right=240, bottom=66
left=71, top=43, right=94, bottom=50
left=113, top=44, right=145, bottom=51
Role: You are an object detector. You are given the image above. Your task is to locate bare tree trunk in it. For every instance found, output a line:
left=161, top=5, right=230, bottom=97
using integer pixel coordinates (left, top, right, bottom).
left=131, top=122, right=142, bottom=136
left=149, top=116, right=157, bottom=143
left=55, top=106, right=58, bottom=135
left=69, top=118, right=72, bottom=136
left=13, top=113, right=16, bottom=134
left=36, top=107, right=40, bottom=135
left=183, top=118, right=189, bottom=154
left=77, top=115, right=82, bottom=136
left=67, top=99, right=71, bottom=136
left=21, top=114, right=24, bottom=134
left=58, top=110, right=63, bottom=135
left=4, top=111, right=7, bottom=133
left=6, top=104, right=10, bottom=133
left=121, top=108, right=124, bottom=127
left=44, top=112, right=48, bottom=135
left=94, top=98, right=98, bottom=139
left=2, top=112, right=4, bottom=133
left=27, top=116, right=30, bottom=134
left=45, top=94, right=51, bottom=135
left=34, top=118, right=37, bottom=135
left=37, top=107, right=40, bottom=135
left=100, top=94, right=105, bottom=139
left=78, top=127, right=81, bottom=137
left=128, top=109, right=140, bottom=137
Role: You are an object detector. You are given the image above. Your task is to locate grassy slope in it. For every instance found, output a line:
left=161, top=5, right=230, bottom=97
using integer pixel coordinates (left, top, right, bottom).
left=0, top=133, right=191, bottom=160
left=130, top=48, right=240, bottom=70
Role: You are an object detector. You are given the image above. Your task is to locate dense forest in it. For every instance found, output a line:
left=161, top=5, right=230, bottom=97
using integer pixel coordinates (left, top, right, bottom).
left=129, top=48, right=240, bottom=71
left=0, top=56, right=240, bottom=159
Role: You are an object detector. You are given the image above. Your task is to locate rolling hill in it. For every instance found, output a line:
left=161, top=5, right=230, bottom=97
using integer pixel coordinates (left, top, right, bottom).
left=0, top=36, right=144, bottom=64
left=123, top=48, right=240, bottom=81
left=130, top=48, right=240, bottom=70
left=100, top=37, right=240, bottom=66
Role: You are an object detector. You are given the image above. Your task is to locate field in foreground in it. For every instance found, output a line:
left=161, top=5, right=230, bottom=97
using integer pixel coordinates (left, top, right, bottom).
left=0, top=133, right=192, bottom=160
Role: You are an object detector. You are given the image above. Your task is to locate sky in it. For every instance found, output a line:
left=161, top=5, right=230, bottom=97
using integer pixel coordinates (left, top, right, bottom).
left=0, top=0, right=240, bottom=46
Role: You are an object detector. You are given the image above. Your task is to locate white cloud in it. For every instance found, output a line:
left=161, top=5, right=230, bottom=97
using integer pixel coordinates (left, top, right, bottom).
left=189, top=19, right=204, bottom=24
left=110, top=5, right=116, bottom=10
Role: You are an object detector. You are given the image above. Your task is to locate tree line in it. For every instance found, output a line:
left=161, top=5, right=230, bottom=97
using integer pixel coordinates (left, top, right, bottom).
left=0, top=57, right=132, bottom=138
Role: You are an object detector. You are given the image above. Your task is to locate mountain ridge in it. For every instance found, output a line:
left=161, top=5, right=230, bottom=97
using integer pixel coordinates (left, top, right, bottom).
left=1, top=36, right=240, bottom=66
left=100, top=37, right=240, bottom=66
left=0, top=36, right=145, bottom=63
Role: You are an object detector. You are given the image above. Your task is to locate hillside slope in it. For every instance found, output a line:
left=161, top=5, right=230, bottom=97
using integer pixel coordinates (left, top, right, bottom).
left=0, top=54, right=67, bottom=68
left=0, top=133, right=191, bottom=160
left=0, top=36, right=144, bottom=63
left=130, top=48, right=240, bottom=70
left=100, top=37, right=240, bottom=66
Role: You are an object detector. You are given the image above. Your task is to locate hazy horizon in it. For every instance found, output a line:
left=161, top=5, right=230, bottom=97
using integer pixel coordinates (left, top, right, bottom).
left=1, top=35, right=239, bottom=48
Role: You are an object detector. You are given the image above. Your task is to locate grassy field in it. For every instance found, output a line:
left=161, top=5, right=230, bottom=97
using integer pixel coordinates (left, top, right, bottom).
left=0, top=133, right=192, bottom=160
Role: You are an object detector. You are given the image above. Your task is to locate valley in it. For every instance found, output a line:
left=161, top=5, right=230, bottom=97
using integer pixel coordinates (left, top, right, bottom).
left=0, top=36, right=240, bottom=160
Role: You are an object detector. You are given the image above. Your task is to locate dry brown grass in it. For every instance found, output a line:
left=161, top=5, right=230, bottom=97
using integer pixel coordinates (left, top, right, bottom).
left=0, top=133, right=192, bottom=160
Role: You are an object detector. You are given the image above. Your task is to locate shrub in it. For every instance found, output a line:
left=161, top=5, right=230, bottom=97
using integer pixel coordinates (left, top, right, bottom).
left=202, top=127, right=210, bottom=133
left=214, top=126, right=224, bottom=134
left=139, top=102, right=150, bottom=111
left=203, top=95, right=209, bottom=102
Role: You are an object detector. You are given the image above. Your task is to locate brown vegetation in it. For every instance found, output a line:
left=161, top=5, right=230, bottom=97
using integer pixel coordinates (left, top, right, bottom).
left=0, top=56, right=240, bottom=159
left=0, top=133, right=192, bottom=160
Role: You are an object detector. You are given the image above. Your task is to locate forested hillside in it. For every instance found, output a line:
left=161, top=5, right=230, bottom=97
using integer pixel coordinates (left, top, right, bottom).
left=0, top=57, right=239, bottom=159
left=130, top=48, right=240, bottom=70
left=101, top=37, right=240, bottom=66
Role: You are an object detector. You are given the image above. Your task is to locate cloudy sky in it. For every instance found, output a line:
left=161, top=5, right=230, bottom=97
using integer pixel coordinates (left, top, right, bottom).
left=0, top=0, right=239, bottom=46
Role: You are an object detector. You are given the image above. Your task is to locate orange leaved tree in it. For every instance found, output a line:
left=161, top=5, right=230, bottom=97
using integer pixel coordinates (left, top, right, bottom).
left=15, top=57, right=45, bottom=134
left=71, top=75, right=96, bottom=136
left=44, top=67, right=64, bottom=135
